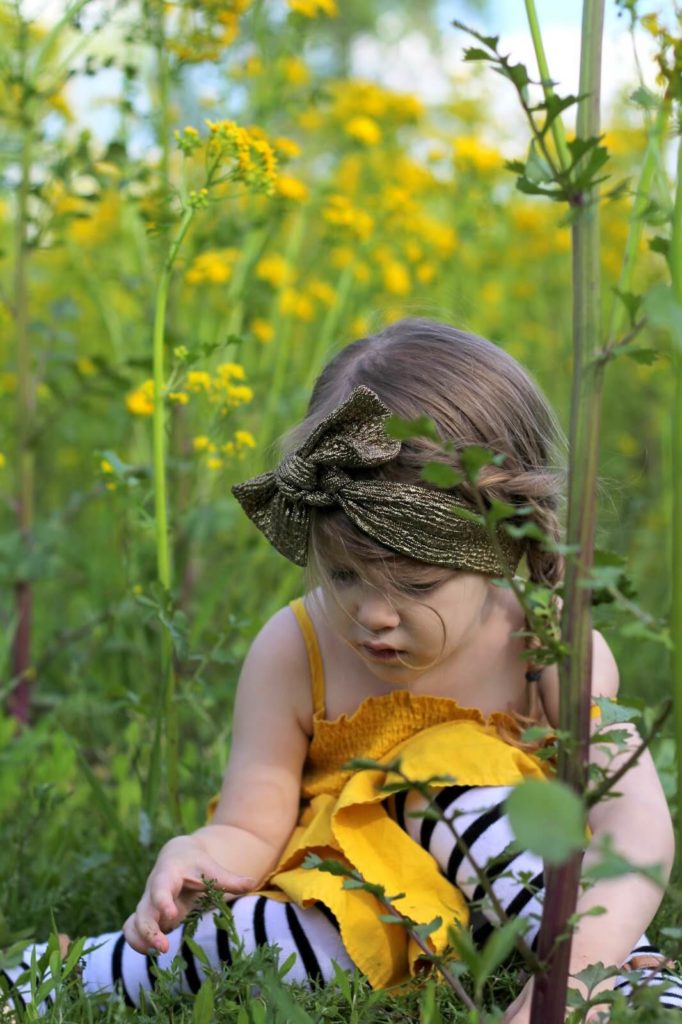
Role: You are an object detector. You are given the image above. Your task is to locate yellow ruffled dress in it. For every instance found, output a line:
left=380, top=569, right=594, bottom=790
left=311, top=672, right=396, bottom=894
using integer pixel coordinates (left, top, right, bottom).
left=256, top=599, right=550, bottom=989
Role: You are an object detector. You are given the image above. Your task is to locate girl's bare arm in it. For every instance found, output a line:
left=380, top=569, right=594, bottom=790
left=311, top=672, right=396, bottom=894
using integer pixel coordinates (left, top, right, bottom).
left=124, top=606, right=311, bottom=953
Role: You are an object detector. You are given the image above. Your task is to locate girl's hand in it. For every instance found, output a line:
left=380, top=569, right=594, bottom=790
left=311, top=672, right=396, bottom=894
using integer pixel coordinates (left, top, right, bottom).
left=123, top=834, right=255, bottom=954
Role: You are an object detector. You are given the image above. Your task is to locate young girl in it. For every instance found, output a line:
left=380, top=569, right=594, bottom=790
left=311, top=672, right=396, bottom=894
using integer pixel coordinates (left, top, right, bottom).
left=5, top=319, right=681, bottom=1020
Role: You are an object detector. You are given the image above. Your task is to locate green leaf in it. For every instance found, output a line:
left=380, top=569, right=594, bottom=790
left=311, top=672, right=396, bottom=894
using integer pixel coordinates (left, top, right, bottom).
left=649, top=235, right=670, bottom=259
left=524, top=139, right=554, bottom=185
left=420, top=981, right=444, bottom=1024
left=612, top=288, right=642, bottom=326
left=450, top=504, right=485, bottom=525
left=459, top=445, right=504, bottom=483
left=474, top=917, right=530, bottom=997
left=488, top=498, right=529, bottom=527
left=504, top=521, right=547, bottom=543
left=592, top=697, right=642, bottom=725
left=644, top=282, right=682, bottom=348
left=421, top=462, right=462, bottom=489
left=385, top=413, right=440, bottom=442
left=630, top=86, right=659, bottom=110
left=507, top=779, right=585, bottom=864
left=303, top=853, right=353, bottom=877
left=192, top=978, right=215, bottom=1024
left=624, top=347, right=659, bottom=365
left=462, top=47, right=491, bottom=62
left=619, top=619, right=672, bottom=650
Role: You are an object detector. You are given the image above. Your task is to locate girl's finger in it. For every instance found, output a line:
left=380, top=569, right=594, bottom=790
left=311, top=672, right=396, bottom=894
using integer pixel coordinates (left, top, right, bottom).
left=198, top=861, right=256, bottom=892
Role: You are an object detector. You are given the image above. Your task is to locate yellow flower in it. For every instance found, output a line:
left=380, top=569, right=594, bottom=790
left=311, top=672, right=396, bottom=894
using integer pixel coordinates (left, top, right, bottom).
left=416, top=263, right=436, bottom=285
left=307, top=279, right=336, bottom=307
left=330, top=245, right=355, bottom=269
left=226, top=384, right=253, bottom=405
left=276, top=175, right=309, bottom=202
left=344, top=116, right=381, bottom=146
left=222, top=441, right=236, bottom=456
left=168, top=391, right=190, bottom=404
left=251, top=318, right=274, bottom=344
left=235, top=429, right=257, bottom=448
left=77, top=357, right=97, bottom=375
left=280, top=287, right=315, bottom=321
left=297, top=109, right=323, bottom=132
left=217, top=362, right=246, bottom=381
left=187, top=370, right=213, bottom=393
left=274, top=136, right=302, bottom=159
left=354, top=262, right=370, bottom=283
left=244, top=55, right=263, bottom=76
left=185, top=248, right=238, bottom=285
left=280, top=57, right=310, bottom=86
left=100, top=459, right=113, bottom=474
left=0, top=452, right=5, bottom=469
left=323, top=195, right=374, bottom=240
left=641, top=13, right=661, bottom=35
left=403, top=241, right=423, bottom=263
left=193, top=436, right=211, bottom=451
left=481, top=280, right=503, bottom=306
left=256, top=253, right=294, bottom=287
left=350, top=315, right=370, bottom=336
left=453, top=136, right=502, bottom=174
left=206, top=456, right=224, bottom=470
left=382, top=260, right=410, bottom=296
left=126, top=380, right=155, bottom=416
left=288, top=0, right=338, bottom=17
left=615, top=433, right=639, bottom=457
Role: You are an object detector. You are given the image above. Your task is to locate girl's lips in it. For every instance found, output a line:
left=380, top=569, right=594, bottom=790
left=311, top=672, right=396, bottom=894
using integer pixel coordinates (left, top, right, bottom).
left=360, top=643, right=406, bottom=661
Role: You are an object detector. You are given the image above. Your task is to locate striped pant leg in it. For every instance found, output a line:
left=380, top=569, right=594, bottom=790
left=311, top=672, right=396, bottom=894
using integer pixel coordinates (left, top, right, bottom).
left=1, top=896, right=353, bottom=1012
left=393, top=783, right=545, bottom=947
left=392, top=784, right=682, bottom=1010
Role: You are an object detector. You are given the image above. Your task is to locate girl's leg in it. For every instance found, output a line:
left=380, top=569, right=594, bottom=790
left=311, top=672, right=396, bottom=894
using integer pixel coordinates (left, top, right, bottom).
left=391, top=784, right=682, bottom=1011
left=2, top=896, right=353, bottom=1012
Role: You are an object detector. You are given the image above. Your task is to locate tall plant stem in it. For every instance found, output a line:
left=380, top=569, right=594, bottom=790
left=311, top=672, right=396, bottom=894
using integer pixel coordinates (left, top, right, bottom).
left=530, top=2, right=605, bottom=1022
left=524, top=0, right=571, bottom=173
left=670, top=135, right=682, bottom=880
left=148, top=206, right=194, bottom=826
left=10, top=92, right=35, bottom=724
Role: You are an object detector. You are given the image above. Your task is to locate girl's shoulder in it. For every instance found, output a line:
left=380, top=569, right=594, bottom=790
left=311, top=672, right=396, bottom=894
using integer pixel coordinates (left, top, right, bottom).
left=538, top=629, right=619, bottom=726
left=239, top=602, right=316, bottom=735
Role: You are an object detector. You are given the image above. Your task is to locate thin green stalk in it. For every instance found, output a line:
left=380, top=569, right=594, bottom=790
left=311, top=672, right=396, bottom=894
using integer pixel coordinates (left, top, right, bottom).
left=149, top=206, right=194, bottom=827
left=524, top=0, right=572, bottom=174
left=605, top=100, right=671, bottom=346
left=303, top=261, right=356, bottom=392
left=531, top=2, right=605, bottom=1022
left=10, top=85, right=35, bottom=724
left=670, top=135, right=682, bottom=881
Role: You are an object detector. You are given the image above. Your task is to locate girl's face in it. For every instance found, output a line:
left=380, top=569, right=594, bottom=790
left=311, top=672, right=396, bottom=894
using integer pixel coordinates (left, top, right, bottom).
left=322, top=561, right=495, bottom=684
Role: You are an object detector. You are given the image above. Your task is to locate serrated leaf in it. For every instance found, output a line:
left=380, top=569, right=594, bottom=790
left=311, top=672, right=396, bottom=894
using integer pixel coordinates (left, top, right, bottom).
left=649, top=235, right=670, bottom=258
left=463, top=47, right=491, bottom=62
left=624, top=347, right=659, bottom=365
left=459, top=445, right=503, bottom=483
left=507, top=779, right=585, bottom=864
left=630, top=86, right=659, bottom=110
left=592, top=697, right=642, bottom=725
left=385, top=413, right=439, bottom=442
left=619, top=619, right=672, bottom=650
left=450, top=504, right=485, bottom=525
left=504, top=521, right=547, bottom=542
left=524, top=139, right=554, bottom=184
left=612, top=288, right=642, bottom=326
left=643, top=283, right=682, bottom=348
left=303, top=853, right=353, bottom=877
left=421, top=462, right=462, bottom=488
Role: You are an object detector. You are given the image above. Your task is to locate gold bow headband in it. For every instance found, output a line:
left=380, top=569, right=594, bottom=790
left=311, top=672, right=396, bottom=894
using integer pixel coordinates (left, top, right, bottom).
left=232, top=386, right=522, bottom=574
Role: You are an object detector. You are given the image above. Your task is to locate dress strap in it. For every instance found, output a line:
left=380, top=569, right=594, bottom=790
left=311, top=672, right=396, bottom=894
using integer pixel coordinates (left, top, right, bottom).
left=289, top=597, right=326, bottom=718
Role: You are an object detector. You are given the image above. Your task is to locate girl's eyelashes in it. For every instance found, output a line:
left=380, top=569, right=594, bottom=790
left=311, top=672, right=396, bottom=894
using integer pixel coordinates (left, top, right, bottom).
left=330, top=568, right=357, bottom=585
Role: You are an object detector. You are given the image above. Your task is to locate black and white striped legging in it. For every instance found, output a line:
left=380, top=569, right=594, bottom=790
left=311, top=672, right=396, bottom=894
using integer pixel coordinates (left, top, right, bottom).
left=4, top=783, right=681, bottom=1012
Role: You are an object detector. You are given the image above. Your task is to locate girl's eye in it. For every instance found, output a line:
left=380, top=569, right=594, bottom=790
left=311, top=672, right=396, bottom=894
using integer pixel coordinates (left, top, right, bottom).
left=404, top=579, right=443, bottom=595
left=330, top=569, right=357, bottom=585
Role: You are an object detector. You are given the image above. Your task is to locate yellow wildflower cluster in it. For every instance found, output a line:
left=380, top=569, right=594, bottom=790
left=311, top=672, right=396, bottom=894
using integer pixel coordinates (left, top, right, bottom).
left=204, top=120, right=278, bottom=195
left=280, top=288, right=315, bottom=321
left=192, top=428, right=257, bottom=470
left=126, top=379, right=155, bottom=417
left=344, top=116, right=381, bottom=146
left=250, top=318, right=274, bottom=344
left=168, top=0, right=252, bottom=63
left=323, top=195, right=374, bottom=241
left=329, top=80, right=423, bottom=127
left=275, top=175, right=309, bottom=202
left=288, top=0, right=338, bottom=17
left=256, top=253, right=294, bottom=287
left=453, top=136, right=503, bottom=174
left=0, top=452, right=6, bottom=469
left=185, top=248, right=239, bottom=285
left=279, top=57, right=310, bottom=87
left=274, top=136, right=302, bottom=160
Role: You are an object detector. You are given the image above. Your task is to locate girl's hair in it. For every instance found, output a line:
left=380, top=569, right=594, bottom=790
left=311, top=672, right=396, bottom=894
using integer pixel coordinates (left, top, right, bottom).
left=284, top=318, right=566, bottom=741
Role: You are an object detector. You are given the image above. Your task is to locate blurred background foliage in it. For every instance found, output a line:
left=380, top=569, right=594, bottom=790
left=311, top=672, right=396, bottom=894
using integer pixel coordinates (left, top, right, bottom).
left=0, top=0, right=676, bottom=942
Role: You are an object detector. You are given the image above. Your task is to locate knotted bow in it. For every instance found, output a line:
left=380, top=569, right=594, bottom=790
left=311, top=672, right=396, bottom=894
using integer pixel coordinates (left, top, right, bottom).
left=232, top=385, right=522, bottom=574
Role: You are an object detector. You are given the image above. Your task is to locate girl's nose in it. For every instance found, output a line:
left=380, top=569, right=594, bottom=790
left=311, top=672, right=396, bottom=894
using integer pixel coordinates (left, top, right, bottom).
left=355, top=590, right=400, bottom=633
